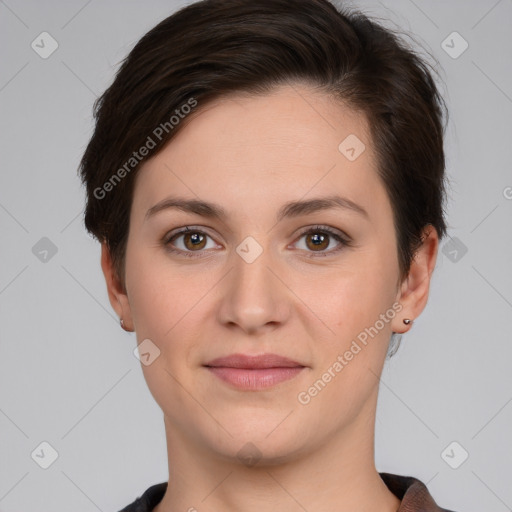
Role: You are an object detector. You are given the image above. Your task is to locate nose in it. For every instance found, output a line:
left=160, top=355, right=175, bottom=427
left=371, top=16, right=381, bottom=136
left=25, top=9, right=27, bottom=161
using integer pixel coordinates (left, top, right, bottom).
left=217, top=240, right=291, bottom=335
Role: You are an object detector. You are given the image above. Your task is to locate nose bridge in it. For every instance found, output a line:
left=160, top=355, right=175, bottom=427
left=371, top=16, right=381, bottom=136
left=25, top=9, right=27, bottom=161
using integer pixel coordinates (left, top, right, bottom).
left=218, top=235, right=289, bottom=332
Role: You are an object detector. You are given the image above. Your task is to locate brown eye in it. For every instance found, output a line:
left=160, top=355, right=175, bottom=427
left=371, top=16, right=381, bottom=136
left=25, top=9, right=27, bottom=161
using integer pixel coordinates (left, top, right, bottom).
left=305, top=232, right=330, bottom=251
left=183, top=231, right=207, bottom=250
left=165, top=228, right=218, bottom=257
left=293, top=226, right=349, bottom=256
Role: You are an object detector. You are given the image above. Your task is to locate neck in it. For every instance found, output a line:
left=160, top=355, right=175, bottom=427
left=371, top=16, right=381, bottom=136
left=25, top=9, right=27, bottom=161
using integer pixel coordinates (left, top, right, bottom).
left=154, top=396, right=400, bottom=512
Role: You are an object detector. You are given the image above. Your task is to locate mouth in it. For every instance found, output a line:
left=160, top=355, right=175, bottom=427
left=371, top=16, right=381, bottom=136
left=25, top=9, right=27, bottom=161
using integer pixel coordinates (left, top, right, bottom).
left=203, top=353, right=306, bottom=390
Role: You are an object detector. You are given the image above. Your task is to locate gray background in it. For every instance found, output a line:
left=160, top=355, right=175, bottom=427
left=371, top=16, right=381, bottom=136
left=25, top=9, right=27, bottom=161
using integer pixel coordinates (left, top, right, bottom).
left=0, top=0, right=511, bottom=511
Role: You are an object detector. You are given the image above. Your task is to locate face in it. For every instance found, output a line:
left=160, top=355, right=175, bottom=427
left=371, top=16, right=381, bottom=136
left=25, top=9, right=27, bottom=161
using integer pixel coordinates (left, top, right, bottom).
left=103, top=83, right=437, bottom=464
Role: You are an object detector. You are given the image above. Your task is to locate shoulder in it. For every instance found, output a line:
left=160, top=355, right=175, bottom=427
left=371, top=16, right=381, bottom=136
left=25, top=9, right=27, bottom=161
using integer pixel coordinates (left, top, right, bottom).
left=117, top=482, right=168, bottom=512
left=379, top=472, right=459, bottom=512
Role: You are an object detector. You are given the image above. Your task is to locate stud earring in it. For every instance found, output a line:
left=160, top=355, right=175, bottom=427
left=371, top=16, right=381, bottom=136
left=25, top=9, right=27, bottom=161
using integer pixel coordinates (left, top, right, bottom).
left=403, top=318, right=412, bottom=325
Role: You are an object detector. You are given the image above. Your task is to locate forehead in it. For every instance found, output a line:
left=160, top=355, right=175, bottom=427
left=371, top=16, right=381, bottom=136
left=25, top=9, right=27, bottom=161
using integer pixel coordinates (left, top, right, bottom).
left=169, top=84, right=371, bottom=159
left=131, top=84, right=390, bottom=226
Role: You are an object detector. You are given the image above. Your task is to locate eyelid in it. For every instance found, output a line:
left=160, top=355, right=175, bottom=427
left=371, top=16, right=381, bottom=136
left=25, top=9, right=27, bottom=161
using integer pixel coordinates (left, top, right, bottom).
left=164, top=225, right=219, bottom=242
left=292, top=224, right=350, bottom=242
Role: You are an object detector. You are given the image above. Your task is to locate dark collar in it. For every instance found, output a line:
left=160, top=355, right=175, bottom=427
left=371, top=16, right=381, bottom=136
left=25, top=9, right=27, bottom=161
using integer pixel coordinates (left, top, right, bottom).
left=120, top=473, right=455, bottom=512
left=379, top=473, right=455, bottom=512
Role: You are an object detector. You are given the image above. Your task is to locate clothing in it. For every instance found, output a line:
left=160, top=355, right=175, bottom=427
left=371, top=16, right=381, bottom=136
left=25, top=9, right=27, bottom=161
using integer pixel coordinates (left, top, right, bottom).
left=118, top=472, right=457, bottom=511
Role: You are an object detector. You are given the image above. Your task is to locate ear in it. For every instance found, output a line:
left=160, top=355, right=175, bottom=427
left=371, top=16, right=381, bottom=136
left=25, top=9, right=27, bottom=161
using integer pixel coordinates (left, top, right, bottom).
left=100, top=241, right=135, bottom=331
left=391, top=225, right=439, bottom=334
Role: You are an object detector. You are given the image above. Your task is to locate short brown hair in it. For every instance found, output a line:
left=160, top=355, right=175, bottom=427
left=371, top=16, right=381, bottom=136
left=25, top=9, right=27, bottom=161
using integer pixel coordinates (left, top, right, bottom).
left=79, top=0, right=449, bottom=291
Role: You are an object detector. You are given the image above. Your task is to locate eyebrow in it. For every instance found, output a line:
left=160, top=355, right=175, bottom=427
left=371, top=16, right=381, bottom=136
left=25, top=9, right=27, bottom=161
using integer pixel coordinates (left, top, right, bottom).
left=145, top=194, right=369, bottom=222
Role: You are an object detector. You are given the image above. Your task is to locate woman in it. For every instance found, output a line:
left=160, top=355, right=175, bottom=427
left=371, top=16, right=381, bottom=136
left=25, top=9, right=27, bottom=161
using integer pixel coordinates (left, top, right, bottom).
left=79, top=0, right=455, bottom=510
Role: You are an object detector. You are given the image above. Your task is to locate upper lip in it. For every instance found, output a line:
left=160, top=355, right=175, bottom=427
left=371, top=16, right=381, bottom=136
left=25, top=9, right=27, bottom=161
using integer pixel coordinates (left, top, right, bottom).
left=204, top=353, right=304, bottom=369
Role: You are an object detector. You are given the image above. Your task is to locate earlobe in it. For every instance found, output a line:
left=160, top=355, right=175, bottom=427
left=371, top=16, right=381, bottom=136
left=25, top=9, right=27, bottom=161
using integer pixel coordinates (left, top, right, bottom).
left=100, top=241, right=134, bottom=331
left=392, top=225, right=439, bottom=334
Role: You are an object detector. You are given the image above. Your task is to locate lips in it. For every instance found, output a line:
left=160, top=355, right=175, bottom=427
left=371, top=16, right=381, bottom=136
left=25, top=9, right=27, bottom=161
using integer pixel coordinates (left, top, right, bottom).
left=204, top=353, right=304, bottom=369
left=203, top=353, right=306, bottom=390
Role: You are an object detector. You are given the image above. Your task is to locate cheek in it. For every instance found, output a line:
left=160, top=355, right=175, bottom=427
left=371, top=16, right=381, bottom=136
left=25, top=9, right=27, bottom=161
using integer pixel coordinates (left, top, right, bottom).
left=294, top=270, right=395, bottom=428
left=125, top=245, right=198, bottom=336
left=295, top=258, right=394, bottom=336
left=126, top=254, right=202, bottom=411
left=125, top=249, right=209, bottom=388
left=295, top=253, right=398, bottom=404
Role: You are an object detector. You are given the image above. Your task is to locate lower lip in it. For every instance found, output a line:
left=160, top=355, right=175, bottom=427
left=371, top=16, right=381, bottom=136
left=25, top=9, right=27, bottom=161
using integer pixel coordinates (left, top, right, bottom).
left=205, top=366, right=305, bottom=390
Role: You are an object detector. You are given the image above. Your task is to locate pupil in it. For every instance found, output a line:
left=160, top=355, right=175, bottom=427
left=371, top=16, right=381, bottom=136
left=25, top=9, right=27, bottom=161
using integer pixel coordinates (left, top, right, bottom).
left=312, top=233, right=324, bottom=245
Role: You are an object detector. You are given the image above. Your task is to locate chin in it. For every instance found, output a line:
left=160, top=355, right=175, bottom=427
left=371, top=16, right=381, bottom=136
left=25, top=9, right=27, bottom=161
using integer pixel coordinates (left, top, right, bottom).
left=194, top=414, right=310, bottom=465
left=211, top=435, right=306, bottom=468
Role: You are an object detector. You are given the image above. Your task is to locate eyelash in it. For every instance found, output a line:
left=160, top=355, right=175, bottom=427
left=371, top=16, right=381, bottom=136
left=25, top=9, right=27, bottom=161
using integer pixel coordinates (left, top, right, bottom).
left=162, top=225, right=351, bottom=259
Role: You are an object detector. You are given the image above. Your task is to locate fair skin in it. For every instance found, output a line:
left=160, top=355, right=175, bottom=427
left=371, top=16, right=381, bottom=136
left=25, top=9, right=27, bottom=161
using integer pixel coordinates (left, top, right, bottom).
left=101, top=83, right=438, bottom=512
